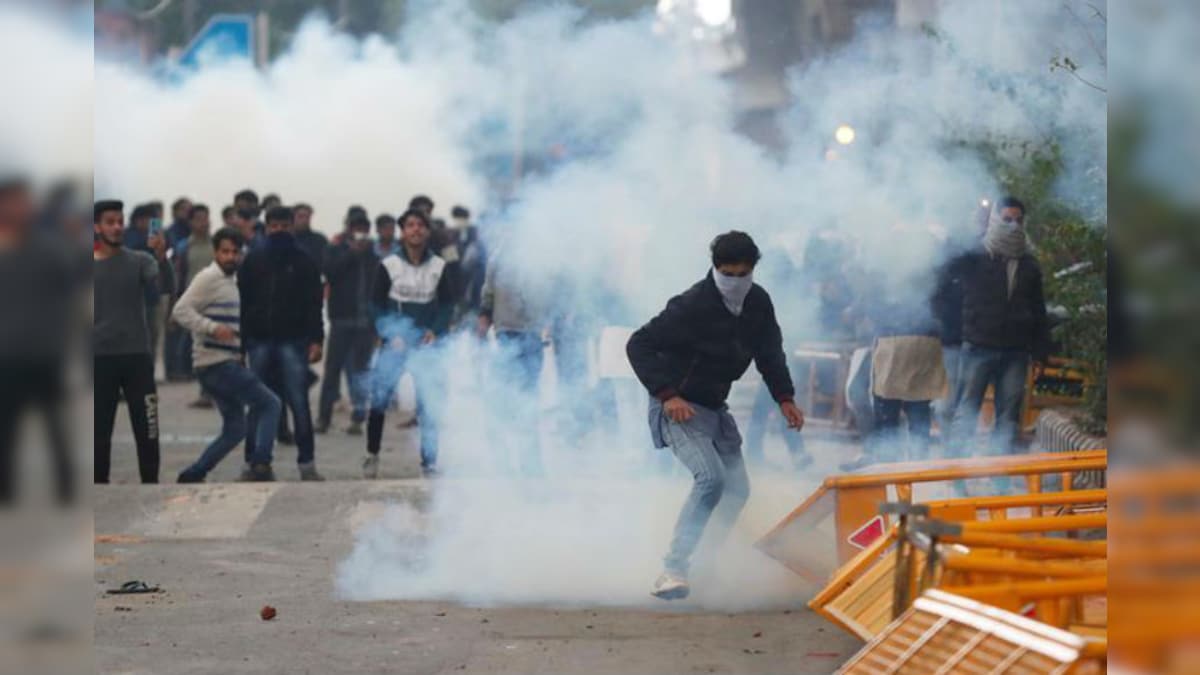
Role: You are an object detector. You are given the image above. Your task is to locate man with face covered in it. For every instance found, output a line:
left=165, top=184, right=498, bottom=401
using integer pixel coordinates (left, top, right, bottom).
left=627, top=231, right=805, bottom=600
left=237, top=207, right=326, bottom=481
left=943, top=196, right=1050, bottom=456
left=172, top=228, right=282, bottom=482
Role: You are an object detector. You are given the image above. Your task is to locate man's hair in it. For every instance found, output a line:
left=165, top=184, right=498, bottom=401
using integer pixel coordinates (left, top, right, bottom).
left=261, top=193, right=281, bottom=206
left=172, top=197, right=191, bottom=212
left=346, top=205, right=367, bottom=220
left=130, top=203, right=154, bottom=222
left=212, top=227, right=245, bottom=251
left=710, top=231, right=761, bottom=268
left=94, top=199, right=123, bottom=223
left=221, top=205, right=235, bottom=219
left=188, top=203, right=209, bottom=220
left=348, top=214, right=371, bottom=230
left=409, top=194, right=434, bottom=211
left=998, top=196, right=1026, bottom=218
left=375, top=213, right=395, bottom=228
left=147, top=200, right=164, bottom=216
left=234, top=189, right=259, bottom=205
left=265, top=206, right=294, bottom=224
left=397, top=208, right=431, bottom=231
left=451, top=205, right=469, bottom=219
left=293, top=202, right=313, bottom=214
left=236, top=207, right=259, bottom=221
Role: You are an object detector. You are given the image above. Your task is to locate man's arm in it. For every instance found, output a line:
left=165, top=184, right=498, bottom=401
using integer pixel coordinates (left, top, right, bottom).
left=625, top=295, right=691, bottom=401
left=1028, top=262, right=1052, bottom=363
left=170, top=271, right=219, bottom=336
left=752, top=294, right=795, bottom=404
left=305, top=259, right=325, bottom=346
left=432, top=264, right=455, bottom=336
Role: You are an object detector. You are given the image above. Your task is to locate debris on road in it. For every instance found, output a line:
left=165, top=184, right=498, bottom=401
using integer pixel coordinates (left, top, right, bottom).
left=260, top=605, right=277, bottom=621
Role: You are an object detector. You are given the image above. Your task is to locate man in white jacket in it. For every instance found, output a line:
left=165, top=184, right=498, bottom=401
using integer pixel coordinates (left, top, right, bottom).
left=172, top=228, right=281, bottom=482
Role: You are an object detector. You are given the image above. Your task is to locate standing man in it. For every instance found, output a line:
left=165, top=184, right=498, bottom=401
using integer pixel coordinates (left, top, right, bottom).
left=367, top=209, right=453, bottom=479
left=165, top=196, right=193, bottom=248
left=292, top=202, right=328, bottom=265
left=318, top=213, right=379, bottom=436
left=93, top=200, right=163, bottom=484
left=238, top=207, right=326, bottom=481
left=626, top=231, right=805, bottom=600
left=374, top=213, right=399, bottom=258
left=172, top=203, right=215, bottom=400
left=945, top=197, right=1051, bottom=456
left=172, top=228, right=281, bottom=483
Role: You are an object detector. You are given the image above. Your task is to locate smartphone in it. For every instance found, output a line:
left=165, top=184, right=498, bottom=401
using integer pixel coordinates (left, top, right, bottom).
left=149, top=217, right=163, bottom=237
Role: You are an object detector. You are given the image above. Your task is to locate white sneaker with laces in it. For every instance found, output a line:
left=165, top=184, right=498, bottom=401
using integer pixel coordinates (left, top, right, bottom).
left=651, top=571, right=690, bottom=600
left=363, top=455, right=380, bottom=479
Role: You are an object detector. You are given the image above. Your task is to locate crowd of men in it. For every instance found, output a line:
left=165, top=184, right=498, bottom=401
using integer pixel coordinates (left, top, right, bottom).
left=91, top=187, right=1050, bottom=492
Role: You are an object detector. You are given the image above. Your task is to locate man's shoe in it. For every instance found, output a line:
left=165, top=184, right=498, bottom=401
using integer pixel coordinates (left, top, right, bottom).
left=362, top=455, right=380, bottom=479
left=315, top=419, right=330, bottom=434
left=791, top=451, right=815, bottom=471
left=176, top=470, right=205, bottom=484
left=651, top=572, right=690, bottom=600
left=238, top=464, right=275, bottom=482
left=277, top=429, right=296, bottom=445
left=421, top=464, right=440, bottom=479
left=298, top=463, right=325, bottom=482
left=838, top=455, right=872, bottom=473
left=345, top=421, right=363, bottom=436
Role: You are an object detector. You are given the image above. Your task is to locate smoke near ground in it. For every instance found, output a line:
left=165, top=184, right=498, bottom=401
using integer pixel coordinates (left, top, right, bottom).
left=86, top=1, right=1106, bottom=609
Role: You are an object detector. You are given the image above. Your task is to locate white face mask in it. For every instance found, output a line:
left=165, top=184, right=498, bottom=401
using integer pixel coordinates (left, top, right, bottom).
left=712, top=267, right=753, bottom=316
left=451, top=217, right=469, bottom=230
left=352, top=231, right=370, bottom=242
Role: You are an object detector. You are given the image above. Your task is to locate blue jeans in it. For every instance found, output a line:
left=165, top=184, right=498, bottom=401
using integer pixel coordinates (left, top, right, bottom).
left=950, top=343, right=1029, bottom=456
left=495, top=331, right=545, bottom=475
left=661, top=410, right=749, bottom=576
left=186, top=360, right=281, bottom=475
left=932, top=345, right=963, bottom=431
left=245, top=340, right=316, bottom=465
left=870, top=398, right=932, bottom=463
left=367, top=344, right=445, bottom=467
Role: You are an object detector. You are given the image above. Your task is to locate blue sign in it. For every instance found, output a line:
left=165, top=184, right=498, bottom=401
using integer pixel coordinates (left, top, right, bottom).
left=178, top=13, right=254, bottom=69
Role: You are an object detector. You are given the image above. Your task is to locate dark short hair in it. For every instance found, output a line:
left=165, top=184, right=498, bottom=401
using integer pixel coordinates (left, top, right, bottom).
left=348, top=214, right=371, bottom=230
left=265, top=206, right=294, bottom=224
left=997, top=196, right=1026, bottom=218
left=221, top=205, right=235, bottom=218
left=261, top=193, right=281, bottom=206
left=409, top=195, right=434, bottom=211
left=234, top=189, right=259, bottom=205
left=172, top=197, right=191, bottom=212
left=236, top=207, right=258, bottom=221
left=710, top=231, right=761, bottom=268
left=375, top=213, right=395, bottom=228
left=188, top=203, right=209, bottom=220
left=451, top=205, right=469, bottom=219
left=293, top=202, right=313, bottom=214
left=212, top=227, right=245, bottom=251
left=94, top=199, right=123, bottom=223
left=397, top=208, right=431, bottom=231
left=130, top=204, right=154, bottom=222
left=346, top=205, right=367, bottom=220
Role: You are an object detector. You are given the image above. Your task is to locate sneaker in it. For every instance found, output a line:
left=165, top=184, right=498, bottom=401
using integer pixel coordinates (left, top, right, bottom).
left=345, top=420, right=363, bottom=436
left=838, top=455, right=872, bottom=473
left=298, top=463, right=325, bottom=482
left=176, top=469, right=205, bottom=484
left=362, top=455, right=380, bottom=479
left=315, top=419, right=330, bottom=434
left=238, top=464, right=275, bottom=482
left=651, top=571, right=690, bottom=600
left=421, top=464, right=440, bottom=479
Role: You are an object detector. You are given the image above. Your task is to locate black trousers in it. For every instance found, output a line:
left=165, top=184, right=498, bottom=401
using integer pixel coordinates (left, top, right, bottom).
left=0, top=361, right=74, bottom=503
left=94, top=354, right=160, bottom=483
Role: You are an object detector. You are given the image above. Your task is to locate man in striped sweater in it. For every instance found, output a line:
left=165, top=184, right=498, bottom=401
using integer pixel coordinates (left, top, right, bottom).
left=172, top=228, right=282, bottom=482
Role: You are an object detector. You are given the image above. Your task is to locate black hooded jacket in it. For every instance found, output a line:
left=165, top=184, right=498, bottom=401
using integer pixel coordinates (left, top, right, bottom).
left=238, top=235, right=324, bottom=345
left=626, top=272, right=795, bottom=410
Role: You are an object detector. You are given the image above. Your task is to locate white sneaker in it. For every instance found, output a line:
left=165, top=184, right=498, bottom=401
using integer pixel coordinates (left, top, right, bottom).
left=651, top=571, right=690, bottom=600
left=362, top=455, right=380, bottom=479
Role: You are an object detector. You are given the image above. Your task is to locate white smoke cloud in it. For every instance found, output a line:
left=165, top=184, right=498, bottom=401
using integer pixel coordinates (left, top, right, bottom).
left=87, top=1, right=1106, bottom=609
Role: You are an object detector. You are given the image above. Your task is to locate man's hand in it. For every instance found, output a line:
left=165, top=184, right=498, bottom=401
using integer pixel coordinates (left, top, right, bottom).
left=476, top=315, right=492, bottom=338
left=308, top=343, right=323, bottom=363
left=663, top=396, right=696, bottom=424
left=212, top=325, right=236, bottom=342
left=422, top=330, right=436, bottom=345
left=781, top=400, right=806, bottom=430
left=1032, top=360, right=1046, bottom=381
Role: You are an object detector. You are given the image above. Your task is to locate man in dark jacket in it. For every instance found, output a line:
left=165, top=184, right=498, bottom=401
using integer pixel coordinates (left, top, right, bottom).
left=626, top=231, right=805, bottom=600
left=366, top=209, right=453, bottom=479
left=317, top=213, right=380, bottom=435
left=238, top=206, right=326, bottom=481
left=292, top=203, right=328, bottom=265
left=942, top=197, right=1050, bottom=456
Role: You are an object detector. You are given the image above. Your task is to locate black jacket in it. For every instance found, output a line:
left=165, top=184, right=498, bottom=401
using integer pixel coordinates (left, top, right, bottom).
left=626, top=272, right=795, bottom=409
left=324, top=241, right=380, bottom=326
left=295, top=229, right=329, bottom=266
left=238, top=238, right=324, bottom=345
left=939, top=249, right=1051, bottom=360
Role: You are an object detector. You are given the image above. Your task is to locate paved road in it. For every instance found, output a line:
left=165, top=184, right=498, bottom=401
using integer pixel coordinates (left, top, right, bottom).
left=96, top=377, right=865, bottom=674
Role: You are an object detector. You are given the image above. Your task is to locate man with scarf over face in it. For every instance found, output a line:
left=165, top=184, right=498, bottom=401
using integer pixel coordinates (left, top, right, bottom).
left=237, top=206, right=326, bottom=481
left=627, top=231, right=805, bottom=600
left=941, top=197, right=1050, bottom=456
